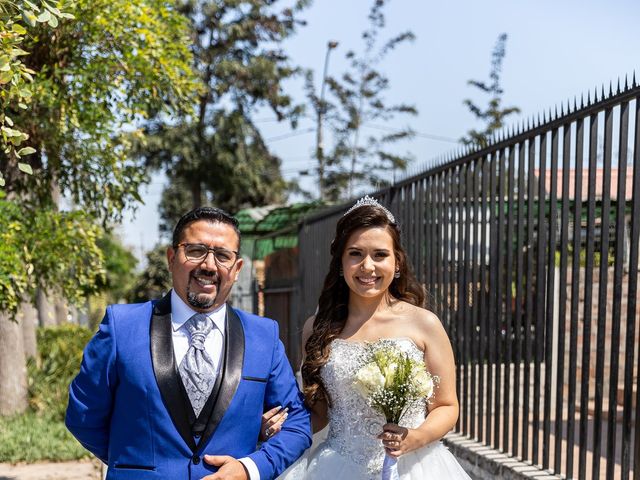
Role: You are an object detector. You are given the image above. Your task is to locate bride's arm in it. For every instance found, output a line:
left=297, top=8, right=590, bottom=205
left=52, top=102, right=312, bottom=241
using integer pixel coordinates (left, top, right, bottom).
left=417, top=310, right=460, bottom=441
left=301, top=315, right=329, bottom=434
left=381, top=309, right=459, bottom=455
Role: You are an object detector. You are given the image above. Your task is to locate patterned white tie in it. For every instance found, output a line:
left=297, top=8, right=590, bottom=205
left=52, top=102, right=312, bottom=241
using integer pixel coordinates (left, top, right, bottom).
left=178, top=313, right=216, bottom=417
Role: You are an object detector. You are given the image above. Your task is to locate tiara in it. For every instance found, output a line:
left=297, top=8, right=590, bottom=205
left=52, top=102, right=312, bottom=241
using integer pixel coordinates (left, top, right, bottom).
left=343, top=195, right=396, bottom=223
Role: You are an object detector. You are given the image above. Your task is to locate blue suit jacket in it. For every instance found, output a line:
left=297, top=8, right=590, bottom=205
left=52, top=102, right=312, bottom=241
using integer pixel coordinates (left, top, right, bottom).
left=65, top=294, right=311, bottom=480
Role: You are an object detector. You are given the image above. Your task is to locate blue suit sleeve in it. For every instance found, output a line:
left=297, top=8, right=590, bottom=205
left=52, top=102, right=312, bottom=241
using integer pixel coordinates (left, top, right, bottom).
left=248, top=321, right=312, bottom=479
left=65, top=306, right=118, bottom=463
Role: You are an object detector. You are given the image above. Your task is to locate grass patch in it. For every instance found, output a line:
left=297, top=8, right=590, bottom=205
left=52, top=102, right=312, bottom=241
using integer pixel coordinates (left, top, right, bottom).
left=0, top=412, right=89, bottom=463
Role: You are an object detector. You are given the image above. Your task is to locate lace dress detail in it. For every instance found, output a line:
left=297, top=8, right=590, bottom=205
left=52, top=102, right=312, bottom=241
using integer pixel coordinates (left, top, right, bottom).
left=323, top=338, right=426, bottom=475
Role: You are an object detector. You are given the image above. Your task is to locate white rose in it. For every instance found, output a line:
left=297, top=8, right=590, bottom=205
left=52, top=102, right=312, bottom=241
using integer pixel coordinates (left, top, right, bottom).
left=381, top=362, right=398, bottom=387
left=354, top=363, right=385, bottom=397
left=413, top=370, right=434, bottom=399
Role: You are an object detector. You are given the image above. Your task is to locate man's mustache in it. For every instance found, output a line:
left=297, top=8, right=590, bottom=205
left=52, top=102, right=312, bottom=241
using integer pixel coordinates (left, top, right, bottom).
left=191, top=269, right=219, bottom=282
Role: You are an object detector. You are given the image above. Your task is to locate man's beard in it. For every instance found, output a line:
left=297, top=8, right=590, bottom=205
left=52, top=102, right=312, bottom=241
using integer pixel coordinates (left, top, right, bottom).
left=186, top=269, right=219, bottom=309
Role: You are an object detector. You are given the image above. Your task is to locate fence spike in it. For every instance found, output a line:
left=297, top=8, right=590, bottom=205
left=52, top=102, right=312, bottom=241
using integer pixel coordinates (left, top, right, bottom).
left=580, top=93, right=585, bottom=109
left=609, top=80, right=613, bottom=97
left=601, top=83, right=606, bottom=101
left=573, top=96, right=578, bottom=112
left=624, top=74, right=629, bottom=91
left=616, top=77, right=621, bottom=94
left=633, top=70, right=637, bottom=87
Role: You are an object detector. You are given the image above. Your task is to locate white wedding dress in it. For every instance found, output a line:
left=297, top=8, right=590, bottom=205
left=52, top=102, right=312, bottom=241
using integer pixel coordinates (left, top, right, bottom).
left=278, top=337, right=471, bottom=479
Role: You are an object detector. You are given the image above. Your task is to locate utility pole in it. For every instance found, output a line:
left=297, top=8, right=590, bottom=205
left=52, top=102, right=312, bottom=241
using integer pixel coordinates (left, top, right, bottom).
left=316, top=40, right=338, bottom=202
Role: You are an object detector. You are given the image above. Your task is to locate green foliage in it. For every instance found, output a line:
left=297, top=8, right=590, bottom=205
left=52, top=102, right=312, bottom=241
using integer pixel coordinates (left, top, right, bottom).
left=138, top=0, right=309, bottom=226
left=554, top=247, right=616, bottom=267
left=314, top=0, right=417, bottom=201
left=127, top=244, right=172, bottom=302
left=0, top=411, right=89, bottom=462
left=461, top=33, right=520, bottom=149
left=0, top=0, right=73, bottom=183
left=27, top=324, right=93, bottom=420
left=94, top=233, right=137, bottom=301
left=2, top=0, right=200, bottom=222
left=0, top=199, right=105, bottom=317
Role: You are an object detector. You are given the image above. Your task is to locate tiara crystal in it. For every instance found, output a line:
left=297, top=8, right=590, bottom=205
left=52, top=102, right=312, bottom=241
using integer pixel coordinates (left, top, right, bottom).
left=344, top=195, right=396, bottom=223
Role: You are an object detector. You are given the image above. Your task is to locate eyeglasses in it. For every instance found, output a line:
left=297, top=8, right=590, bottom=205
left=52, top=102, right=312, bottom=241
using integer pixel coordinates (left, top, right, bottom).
left=176, top=243, right=239, bottom=268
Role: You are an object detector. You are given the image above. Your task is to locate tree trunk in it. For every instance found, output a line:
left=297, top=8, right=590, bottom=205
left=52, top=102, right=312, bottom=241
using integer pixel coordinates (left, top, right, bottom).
left=36, top=289, right=57, bottom=326
left=55, top=299, right=69, bottom=324
left=191, top=179, right=202, bottom=209
left=0, top=312, right=28, bottom=416
left=20, top=302, right=38, bottom=359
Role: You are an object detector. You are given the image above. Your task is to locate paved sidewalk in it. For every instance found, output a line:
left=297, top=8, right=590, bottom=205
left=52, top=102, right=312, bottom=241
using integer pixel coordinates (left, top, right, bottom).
left=0, top=459, right=101, bottom=480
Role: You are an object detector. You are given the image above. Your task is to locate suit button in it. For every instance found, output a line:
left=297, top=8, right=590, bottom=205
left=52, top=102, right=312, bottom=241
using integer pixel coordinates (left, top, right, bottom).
left=192, top=454, right=200, bottom=465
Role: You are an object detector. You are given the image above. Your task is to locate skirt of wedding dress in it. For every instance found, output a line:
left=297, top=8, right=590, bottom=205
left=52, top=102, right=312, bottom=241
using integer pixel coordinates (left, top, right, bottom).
left=278, top=431, right=471, bottom=480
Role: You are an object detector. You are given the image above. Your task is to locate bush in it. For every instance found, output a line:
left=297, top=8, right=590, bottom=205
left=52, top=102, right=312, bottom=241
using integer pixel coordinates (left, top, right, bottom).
left=27, top=323, right=93, bottom=420
left=0, top=412, right=89, bottom=462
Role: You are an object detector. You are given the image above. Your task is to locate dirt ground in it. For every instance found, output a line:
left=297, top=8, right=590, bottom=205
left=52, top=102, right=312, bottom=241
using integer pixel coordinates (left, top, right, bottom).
left=0, top=459, right=102, bottom=480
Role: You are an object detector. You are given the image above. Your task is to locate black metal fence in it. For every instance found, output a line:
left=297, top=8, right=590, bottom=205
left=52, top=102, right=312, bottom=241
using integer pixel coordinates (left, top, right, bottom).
left=292, top=80, right=640, bottom=479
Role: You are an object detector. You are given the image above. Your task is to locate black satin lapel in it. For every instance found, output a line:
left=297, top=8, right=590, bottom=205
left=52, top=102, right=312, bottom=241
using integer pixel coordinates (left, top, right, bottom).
left=199, top=305, right=245, bottom=448
left=150, top=293, right=197, bottom=453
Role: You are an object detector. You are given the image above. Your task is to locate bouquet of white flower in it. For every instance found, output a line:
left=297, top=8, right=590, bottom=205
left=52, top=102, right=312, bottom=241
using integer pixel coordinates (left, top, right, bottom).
left=353, top=340, right=437, bottom=480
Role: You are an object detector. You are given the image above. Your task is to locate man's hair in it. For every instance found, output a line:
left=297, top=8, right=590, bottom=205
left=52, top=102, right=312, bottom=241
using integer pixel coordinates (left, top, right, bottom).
left=172, top=206, right=241, bottom=249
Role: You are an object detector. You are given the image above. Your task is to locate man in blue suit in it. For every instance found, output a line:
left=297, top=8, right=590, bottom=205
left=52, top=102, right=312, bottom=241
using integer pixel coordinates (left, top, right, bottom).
left=66, top=207, right=311, bottom=479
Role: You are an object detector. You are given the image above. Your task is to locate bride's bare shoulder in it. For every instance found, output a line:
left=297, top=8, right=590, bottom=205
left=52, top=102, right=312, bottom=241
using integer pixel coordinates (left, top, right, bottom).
left=398, top=303, right=446, bottom=337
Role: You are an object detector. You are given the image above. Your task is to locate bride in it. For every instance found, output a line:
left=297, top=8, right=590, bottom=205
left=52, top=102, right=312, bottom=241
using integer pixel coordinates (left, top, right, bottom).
left=271, top=197, right=471, bottom=479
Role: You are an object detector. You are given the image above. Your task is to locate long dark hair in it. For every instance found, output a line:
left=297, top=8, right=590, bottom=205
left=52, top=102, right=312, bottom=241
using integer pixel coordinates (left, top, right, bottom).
left=301, top=203, right=425, bottom=407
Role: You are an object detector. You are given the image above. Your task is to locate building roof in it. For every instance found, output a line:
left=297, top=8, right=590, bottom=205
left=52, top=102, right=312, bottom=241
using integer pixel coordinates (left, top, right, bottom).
left=536, top=168, right=634, bottom=201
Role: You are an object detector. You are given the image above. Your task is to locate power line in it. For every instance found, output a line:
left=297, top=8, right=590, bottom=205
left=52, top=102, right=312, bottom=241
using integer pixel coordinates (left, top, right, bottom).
left=264, top=127, right=315, bottom=143
left=363, top=123, right=459, bottom=143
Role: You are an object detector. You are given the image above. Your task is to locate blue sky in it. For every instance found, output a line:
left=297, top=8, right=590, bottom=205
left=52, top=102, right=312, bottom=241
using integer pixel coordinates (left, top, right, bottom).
left=120, top=0, right=640, bottom=257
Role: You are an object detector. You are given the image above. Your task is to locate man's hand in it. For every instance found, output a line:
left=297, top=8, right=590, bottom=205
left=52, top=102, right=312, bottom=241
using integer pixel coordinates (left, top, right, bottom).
left=201, top=455, right=249, bottom=480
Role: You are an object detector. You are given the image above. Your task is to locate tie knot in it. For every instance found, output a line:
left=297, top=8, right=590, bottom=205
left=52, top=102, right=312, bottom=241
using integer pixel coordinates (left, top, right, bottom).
left=186, top=313, right=213, bottom=350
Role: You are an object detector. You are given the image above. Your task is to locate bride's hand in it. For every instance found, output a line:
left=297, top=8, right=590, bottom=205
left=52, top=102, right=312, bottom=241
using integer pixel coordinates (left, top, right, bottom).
left=259, top=405, right=289, bottom=441
left=378, top=423, right=423, bottom=457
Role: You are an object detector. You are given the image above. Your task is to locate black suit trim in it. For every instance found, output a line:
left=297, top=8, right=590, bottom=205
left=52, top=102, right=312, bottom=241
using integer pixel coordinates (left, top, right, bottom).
left=149, top=293, right=197, bottom=452
left=198, top=305, right=245, bottom=450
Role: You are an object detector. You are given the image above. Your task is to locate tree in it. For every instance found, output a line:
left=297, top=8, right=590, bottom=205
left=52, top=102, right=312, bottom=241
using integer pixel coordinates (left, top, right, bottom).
left=0, top=0, right=74, bottom=185
left=0, top=0, right=199, bottom=415
left=138, top=0, right=309, bottom=224
left=0, top=197, right=104, bottom=414
left=127, top=245, right=172, bottom=303
left=312, top=0, right=417, bottom=201
left=149, top=110, right=290, bottom=234
left=461, top=33, right=520, bottom=149
left=1, top=0, right=200, bottom=221
left=86, top=233, right=137, bottom=328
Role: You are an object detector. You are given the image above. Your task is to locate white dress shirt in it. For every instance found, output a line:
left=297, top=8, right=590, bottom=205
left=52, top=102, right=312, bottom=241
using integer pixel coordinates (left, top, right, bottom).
left=170, top=291, right=260, bottom=480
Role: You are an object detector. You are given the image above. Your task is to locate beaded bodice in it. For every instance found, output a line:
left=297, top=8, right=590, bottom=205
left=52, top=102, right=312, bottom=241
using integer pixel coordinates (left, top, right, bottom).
left=322, top=338, right=427, bottom=474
